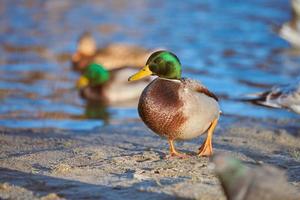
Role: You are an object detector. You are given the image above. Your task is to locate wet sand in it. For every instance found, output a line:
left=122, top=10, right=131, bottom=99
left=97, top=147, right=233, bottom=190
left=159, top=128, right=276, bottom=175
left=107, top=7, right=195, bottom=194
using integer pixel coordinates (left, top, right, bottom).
left=0, top=116, right=300, bottom=200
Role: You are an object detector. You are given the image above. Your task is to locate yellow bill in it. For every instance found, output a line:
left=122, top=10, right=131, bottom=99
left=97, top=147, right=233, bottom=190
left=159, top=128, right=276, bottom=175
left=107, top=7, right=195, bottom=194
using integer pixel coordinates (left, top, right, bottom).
left=76, top=76, right=89, bottom=89
left=128, top=65, right=153, bottom=81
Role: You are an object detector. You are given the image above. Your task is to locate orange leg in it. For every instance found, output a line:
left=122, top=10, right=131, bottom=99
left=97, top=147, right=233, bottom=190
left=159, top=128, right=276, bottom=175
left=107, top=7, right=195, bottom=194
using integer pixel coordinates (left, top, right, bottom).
left=167, top=139, right=188, bottom=158
left=198, top=118, right=218, bottom=157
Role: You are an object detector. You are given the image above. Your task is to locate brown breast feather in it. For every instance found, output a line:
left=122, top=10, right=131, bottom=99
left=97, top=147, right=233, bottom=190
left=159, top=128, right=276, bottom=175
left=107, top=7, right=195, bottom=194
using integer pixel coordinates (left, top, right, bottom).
left=138, top=78, right=187, bottom=140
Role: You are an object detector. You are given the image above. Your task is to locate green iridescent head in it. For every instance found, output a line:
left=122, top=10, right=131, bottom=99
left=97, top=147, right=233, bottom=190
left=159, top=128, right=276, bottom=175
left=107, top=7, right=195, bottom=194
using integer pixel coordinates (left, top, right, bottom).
left=128, top=50, right=182, bottom=81
left=76, top=63, right=110, bottom=88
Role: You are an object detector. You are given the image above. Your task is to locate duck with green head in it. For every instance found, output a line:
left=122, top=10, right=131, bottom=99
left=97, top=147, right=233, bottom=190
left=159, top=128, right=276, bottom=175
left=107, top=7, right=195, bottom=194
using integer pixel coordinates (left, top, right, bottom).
left=76, top=63, right=152, bottom=104
left=128, top=50, right=220, bottom=157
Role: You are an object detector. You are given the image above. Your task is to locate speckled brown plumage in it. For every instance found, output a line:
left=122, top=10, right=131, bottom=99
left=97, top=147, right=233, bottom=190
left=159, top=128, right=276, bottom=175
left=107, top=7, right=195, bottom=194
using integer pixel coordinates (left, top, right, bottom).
left=138, top=77, right=220, bottom=141
left=138, top=78, right=187, bottom=139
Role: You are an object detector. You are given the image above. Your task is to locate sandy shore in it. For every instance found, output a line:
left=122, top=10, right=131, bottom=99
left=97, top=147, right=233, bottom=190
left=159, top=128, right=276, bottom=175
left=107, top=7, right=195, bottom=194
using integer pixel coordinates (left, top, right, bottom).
left=0, top=116, right=300, bottom=200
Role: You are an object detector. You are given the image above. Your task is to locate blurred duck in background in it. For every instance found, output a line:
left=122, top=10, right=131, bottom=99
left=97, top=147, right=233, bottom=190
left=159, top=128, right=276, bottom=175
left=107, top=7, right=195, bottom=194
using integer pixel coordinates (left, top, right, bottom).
left=76, top=63, right=152, bottom=104
left=72, top=32, right=153, bottom=72
left=213, top=154, right=300, bottom=200
left=278, top=0, right=300, bottom=48
left=243, top=79, right=300, bottom=114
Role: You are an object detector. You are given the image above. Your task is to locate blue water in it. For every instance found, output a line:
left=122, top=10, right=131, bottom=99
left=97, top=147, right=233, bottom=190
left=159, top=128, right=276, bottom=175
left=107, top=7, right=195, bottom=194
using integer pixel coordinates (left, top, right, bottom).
left=0, top=0, right=300, bottom=130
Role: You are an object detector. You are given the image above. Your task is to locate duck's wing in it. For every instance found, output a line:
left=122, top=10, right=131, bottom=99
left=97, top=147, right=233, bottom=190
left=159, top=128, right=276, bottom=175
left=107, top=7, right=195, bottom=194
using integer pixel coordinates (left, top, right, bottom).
left=181, top=78, right=218, bottom=101
left=94, top=44, right=150, bottom=69
left=244, top=80, right=300, bottom=114
left=196, top=86, right=219, bottom=101
left=101, top=43, right=149, bottom=55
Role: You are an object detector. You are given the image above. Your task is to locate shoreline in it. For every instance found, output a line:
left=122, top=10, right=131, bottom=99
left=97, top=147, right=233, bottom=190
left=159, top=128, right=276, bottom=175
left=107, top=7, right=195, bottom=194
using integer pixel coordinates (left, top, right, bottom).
left=0, top=117, right=299, bottom=199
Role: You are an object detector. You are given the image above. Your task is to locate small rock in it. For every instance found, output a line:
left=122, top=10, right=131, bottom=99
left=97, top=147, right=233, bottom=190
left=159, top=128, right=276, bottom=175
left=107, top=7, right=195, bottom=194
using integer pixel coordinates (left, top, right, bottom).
left=52, top=164, right=71, bottom=174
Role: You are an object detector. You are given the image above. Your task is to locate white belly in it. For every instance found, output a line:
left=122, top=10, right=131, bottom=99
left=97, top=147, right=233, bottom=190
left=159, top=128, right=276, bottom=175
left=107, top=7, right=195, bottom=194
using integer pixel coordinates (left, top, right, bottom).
left=177, top=90, right=220, bottom=140
left=105, top=82, right=145, bottom=103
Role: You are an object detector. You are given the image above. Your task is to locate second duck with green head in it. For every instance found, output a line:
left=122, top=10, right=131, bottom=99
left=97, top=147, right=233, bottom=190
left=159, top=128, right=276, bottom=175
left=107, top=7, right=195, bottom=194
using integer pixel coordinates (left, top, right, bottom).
left=76, top=63, right=152, bottom=104
left=129, top=50, right=220, bottom=157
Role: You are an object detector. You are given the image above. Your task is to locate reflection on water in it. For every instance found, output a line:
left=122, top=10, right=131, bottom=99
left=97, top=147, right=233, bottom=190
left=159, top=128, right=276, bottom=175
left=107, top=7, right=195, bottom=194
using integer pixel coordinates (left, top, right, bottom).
left=0, top=0, right=300, bottom=130
left=84, top=101, right=110, bottom=123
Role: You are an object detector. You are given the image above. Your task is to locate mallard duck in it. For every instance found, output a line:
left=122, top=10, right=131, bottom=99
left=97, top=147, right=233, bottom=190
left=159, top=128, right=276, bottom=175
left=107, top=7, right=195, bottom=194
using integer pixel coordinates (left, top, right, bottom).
left=278, top=0, right=300, bottom=48
left=128, top=50, right=220, bottom=157
left=76, top=63, right=152, bottom=104
left=243, top=79, right=300, bottom=114
left=72, top=32, right=152, bottom=72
